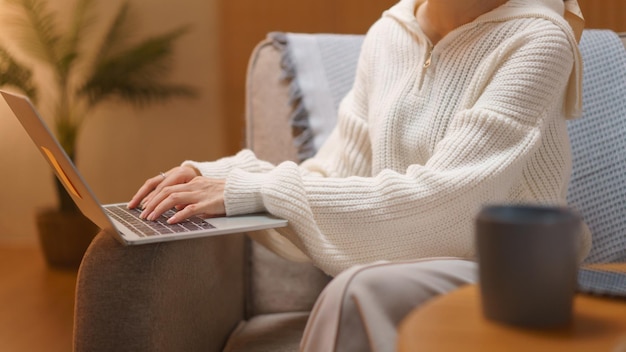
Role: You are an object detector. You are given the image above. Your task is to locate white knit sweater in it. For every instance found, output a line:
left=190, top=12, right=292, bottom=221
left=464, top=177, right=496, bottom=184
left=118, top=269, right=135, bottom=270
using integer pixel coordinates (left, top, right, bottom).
left=185, top=0, right=592, bottom=276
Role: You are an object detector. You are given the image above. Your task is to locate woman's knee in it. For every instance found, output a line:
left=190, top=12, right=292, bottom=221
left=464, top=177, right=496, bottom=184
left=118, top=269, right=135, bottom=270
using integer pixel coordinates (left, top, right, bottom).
left=338, top=259, right=478, bottom=311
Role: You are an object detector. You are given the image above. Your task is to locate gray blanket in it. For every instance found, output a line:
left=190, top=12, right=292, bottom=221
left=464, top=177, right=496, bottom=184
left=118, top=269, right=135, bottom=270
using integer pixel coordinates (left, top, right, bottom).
left=271, top=32, right=363, bottom=161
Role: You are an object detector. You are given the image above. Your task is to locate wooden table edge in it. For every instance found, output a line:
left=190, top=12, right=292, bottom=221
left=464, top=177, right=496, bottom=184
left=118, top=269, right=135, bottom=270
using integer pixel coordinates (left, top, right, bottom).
left=397, top=263, right=626, bottom=352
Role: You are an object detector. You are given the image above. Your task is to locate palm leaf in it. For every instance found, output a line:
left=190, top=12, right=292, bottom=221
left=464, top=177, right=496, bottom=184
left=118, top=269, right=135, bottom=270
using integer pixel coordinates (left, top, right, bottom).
left=86, top=84, right=196, bottom=108
left=0, top=46, right=38, bottom=102
left=80, top=27, right=196, bottom=107
left=5, top=0, right=62, bottom=73
left=58, top=0, right=97, bottom=77
left=94, top=0, right=135, bottom=65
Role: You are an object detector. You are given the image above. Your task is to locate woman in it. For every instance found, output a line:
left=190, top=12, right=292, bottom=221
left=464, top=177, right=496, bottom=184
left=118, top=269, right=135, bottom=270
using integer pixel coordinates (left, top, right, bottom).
left=130, top=0, right=589, bottom=350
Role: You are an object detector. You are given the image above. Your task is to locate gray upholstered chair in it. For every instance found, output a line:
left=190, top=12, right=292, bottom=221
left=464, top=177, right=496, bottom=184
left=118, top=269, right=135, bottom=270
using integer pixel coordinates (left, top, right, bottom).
left=73, top=31, right=626, bottom=351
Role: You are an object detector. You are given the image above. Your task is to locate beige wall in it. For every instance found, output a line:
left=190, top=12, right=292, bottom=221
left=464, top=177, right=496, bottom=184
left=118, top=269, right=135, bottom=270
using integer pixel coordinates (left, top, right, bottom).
left=0, top=0, right=223, bottom=244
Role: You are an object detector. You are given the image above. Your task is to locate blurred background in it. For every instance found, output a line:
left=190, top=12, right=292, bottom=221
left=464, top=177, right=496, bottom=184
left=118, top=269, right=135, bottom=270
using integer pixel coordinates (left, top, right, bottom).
left=0, top=0, right=624, bottom=246
left=0, top=1, right=623, bottom=351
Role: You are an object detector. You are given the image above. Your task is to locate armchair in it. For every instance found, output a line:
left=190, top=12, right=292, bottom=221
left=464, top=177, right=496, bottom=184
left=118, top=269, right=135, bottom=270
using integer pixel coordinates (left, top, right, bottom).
left=73, top=30, right=626, bottom=351
left=73, top=34, right=334, bottom=352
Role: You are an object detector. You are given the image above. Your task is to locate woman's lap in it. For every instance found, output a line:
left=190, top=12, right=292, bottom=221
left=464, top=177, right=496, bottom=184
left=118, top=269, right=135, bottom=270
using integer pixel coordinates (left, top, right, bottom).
left=301, top=258, right=478, bottom=352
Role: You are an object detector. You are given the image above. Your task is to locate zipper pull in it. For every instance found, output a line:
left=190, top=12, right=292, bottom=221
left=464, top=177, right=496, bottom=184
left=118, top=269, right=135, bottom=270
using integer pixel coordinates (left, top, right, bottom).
left=423, top=46, right=433, bottom=69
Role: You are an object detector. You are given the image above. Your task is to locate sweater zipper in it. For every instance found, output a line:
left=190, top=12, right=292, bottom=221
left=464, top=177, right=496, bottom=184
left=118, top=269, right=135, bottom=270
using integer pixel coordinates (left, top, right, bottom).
left=423, top=44, right=434, bottom=69
left=418, top=43, right=434, bottom=91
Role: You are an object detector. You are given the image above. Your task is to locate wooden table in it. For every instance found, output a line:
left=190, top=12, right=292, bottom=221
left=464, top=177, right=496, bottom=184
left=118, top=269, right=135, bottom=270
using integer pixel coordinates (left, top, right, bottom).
left=397, top=264, right=626, bottom=352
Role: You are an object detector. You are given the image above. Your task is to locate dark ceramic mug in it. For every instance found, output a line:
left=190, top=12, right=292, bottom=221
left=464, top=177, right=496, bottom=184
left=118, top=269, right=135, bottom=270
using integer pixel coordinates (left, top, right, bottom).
left=476, top=204, right=581, bottom=328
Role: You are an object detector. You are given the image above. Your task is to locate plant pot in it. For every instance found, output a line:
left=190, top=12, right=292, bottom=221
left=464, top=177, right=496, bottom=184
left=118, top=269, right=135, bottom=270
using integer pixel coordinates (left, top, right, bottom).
left=35, top=207, right=99, bottom=269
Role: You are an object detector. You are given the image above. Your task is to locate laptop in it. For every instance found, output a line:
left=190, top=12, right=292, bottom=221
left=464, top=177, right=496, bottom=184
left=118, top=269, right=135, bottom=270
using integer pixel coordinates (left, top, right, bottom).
left=1, top=90, right=287, bottom=245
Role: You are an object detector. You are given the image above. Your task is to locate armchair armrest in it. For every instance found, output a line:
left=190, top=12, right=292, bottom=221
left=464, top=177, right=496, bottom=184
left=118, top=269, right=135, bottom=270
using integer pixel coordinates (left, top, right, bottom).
left=73, top=231, right=246, bottom=352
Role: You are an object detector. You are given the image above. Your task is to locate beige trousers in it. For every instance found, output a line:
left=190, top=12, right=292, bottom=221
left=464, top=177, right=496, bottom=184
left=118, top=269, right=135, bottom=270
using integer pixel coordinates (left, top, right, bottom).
left=300, top=258, right=478, bottom=352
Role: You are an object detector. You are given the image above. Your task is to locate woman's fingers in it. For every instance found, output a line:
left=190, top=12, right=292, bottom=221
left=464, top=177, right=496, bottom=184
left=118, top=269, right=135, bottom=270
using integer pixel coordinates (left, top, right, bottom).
left=127, top=166, right=199, bottom=209
left=167, top=201, right=218, bottom=224
left=144, top=183, right=194, bottom=220
left=127, top=174, right=167, bottom=209
left=140, top=177, right=226, bottom=223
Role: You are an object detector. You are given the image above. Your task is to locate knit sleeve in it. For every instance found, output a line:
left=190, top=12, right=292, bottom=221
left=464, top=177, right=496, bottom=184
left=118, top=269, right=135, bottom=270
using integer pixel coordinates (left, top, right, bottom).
left=226, top=108, right=546, bottom=276
left=181, top=149, right=275, bottom=179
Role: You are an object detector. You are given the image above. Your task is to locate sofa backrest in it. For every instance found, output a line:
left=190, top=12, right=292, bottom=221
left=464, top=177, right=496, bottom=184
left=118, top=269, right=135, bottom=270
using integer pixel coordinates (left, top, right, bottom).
left=243, top=32, right=364, bottom=316
left=245, top=38, right=331, bottom=317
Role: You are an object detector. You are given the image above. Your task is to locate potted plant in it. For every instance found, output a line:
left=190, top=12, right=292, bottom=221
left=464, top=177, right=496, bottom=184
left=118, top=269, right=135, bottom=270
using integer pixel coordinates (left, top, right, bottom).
left=0, top=0, right=196, bottom=267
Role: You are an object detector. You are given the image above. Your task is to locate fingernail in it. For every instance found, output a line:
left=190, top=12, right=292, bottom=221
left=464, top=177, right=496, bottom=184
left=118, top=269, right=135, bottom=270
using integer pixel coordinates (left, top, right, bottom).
left=148, top=212, right=156, bottom=221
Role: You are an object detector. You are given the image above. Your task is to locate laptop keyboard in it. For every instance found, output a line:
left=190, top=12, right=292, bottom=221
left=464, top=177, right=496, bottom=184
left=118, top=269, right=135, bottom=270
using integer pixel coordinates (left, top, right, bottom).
left=105, top=205, right=215, bottom=237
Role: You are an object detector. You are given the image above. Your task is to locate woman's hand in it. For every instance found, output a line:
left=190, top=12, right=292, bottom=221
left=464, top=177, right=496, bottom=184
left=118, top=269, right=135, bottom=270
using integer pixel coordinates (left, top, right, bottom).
left=127, top=166, right=226, bottom=223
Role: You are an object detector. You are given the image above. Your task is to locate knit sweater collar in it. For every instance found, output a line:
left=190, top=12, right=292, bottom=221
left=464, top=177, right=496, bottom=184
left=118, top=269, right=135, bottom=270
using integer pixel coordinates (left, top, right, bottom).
left=384, top=0, right=583, bottom=120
